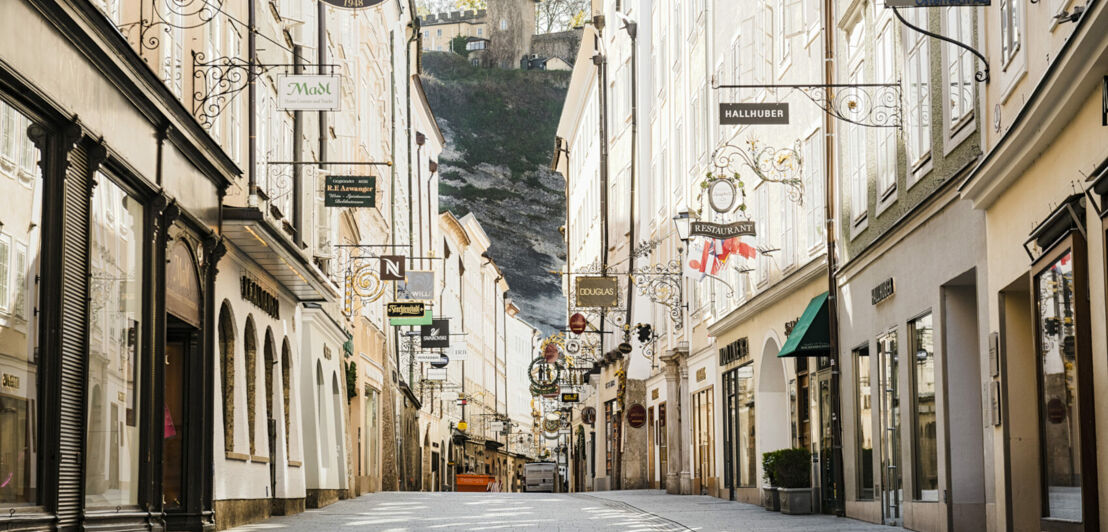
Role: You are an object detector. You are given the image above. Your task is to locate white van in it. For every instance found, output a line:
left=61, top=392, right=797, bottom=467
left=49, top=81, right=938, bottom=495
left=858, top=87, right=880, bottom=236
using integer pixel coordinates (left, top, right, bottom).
left=523, top=462, right=557, bottom=492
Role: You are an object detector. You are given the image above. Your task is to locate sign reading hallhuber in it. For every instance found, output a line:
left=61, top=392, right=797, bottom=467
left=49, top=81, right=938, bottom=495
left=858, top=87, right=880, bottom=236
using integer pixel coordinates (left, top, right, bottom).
left=720, top=103, right=789, bottom=125
left=386, top=302, right=424, bottom=318
left=421, top=319, right=450, bottom=349
left=277, top=75, right=341, bottom=111
left=884, top=0, right=989, bottom=6
left=690, top=220, right=756, bottom=239
left=575, top=276, right=619, bottom=308
left=325, top=176, right=376, bottom=207
left=397, top=271, right=434, bottom=300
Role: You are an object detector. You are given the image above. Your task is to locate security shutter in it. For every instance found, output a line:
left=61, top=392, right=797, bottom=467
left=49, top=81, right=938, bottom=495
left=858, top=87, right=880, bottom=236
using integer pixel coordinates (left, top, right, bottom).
left=55, top=142, right=92, bottom=525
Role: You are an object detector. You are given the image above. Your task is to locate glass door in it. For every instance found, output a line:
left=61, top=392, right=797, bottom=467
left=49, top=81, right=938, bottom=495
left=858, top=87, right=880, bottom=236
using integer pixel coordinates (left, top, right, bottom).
left=815, top=364, right=836, bottom=513
left=878, top=333, right=901, bottom=526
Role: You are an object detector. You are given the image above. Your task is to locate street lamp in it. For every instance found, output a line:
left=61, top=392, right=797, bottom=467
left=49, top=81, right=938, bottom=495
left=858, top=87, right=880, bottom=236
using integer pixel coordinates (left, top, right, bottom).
left=672, top=209, right=691, bottom=242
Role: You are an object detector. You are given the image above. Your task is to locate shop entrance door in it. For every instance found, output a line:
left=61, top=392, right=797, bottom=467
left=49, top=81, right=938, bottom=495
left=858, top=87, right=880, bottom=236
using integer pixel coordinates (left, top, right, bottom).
left=163, top=317, right=197, bottom=511
left=878, top=333, right=902, bottom=526
left=814, top=362, right=837, bottom=514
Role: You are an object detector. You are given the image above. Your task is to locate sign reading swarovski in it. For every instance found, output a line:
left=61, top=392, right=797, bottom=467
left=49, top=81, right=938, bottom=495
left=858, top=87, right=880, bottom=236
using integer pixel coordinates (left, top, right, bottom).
left=277, top=75, right=341, bottom=110
left=421, top=319, right=451, bottom=348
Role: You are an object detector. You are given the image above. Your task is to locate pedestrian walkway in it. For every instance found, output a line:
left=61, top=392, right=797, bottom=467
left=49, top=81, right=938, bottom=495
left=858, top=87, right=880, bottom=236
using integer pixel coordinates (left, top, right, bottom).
left=225, top=489, right=906, bottom=531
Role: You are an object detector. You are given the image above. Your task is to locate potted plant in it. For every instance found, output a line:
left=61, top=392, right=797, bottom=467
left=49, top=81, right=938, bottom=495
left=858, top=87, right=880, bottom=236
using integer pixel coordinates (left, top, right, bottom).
left=761, top=450, right=781, bottom=511
left=774, top=448, right=813, bottom=515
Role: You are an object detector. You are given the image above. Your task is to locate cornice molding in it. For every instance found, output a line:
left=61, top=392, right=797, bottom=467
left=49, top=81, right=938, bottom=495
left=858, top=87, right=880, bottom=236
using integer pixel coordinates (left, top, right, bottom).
left=707, top=255, right=827, bottom=336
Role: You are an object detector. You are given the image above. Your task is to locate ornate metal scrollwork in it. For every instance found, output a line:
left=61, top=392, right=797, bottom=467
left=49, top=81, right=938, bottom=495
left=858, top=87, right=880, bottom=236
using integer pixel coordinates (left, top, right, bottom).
left=711, top=137, right=805, bottom=204
left=630, top=259, right=684, bottom=331
left=891, top=7, right=989, bottom=84
left=191, top=51, right=257, bottom=129
left=118, top=0, right=225, bottom=56
left=796, top=84, right=903, bottom=129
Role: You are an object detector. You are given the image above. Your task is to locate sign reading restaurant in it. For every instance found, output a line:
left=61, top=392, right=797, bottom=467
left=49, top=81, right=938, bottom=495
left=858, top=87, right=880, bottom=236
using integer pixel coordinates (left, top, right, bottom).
left=277, top=75, right=341, bottom=111
left=720, top=103, right=790, bottom=125
left=325, top=176, right=376, bottom=207
left=690, top=220, right=756, bottom=239
left=883, top=0, right=989, bottom=6
left=575, top=276, right=619, bottom=308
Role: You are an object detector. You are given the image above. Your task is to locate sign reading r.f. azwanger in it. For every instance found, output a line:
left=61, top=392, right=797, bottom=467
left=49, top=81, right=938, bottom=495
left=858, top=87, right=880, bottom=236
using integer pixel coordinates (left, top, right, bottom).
left=575, top=276, right=619, bottom=307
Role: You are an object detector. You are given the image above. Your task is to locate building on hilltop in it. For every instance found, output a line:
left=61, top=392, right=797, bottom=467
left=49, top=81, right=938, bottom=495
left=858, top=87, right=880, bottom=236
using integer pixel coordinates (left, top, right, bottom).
left=420, top=1, right=581, bottom=71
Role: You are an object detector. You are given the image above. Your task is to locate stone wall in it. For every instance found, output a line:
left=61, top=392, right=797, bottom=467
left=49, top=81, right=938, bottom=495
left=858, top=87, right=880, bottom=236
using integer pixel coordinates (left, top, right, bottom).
left=485, top=0, right=535, bottom=68
left=531, top=29, right=582, bottom=65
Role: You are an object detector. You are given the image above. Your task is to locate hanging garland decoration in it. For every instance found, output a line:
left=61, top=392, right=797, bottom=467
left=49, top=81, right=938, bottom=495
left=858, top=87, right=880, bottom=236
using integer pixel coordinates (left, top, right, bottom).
left=528, top=357, right=563, bottom=388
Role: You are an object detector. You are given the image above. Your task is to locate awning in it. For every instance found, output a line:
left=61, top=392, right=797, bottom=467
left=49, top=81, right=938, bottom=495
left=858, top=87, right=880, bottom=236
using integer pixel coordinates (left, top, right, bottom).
left=778, top=292, right=830, bottom=358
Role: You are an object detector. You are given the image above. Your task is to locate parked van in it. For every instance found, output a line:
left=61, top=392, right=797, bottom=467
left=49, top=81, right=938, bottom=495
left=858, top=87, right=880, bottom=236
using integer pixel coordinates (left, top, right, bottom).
left=523, top=462, right=556, bottom=492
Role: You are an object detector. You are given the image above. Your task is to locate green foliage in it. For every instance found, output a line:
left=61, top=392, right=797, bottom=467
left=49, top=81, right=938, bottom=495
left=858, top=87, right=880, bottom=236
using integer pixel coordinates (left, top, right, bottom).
left=345, top=360, right=358, bottom=401
left=773, top=448, right=812, bottom=489
left=762, top=450, right=782, bottom=486
left=450, top=35, right=469, bottom=57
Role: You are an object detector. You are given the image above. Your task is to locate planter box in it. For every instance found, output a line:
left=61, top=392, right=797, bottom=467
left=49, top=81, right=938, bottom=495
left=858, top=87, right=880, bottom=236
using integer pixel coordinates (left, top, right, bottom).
left=762, top=487, right=780, bottom=511
left=778, top=487, right=813, bottom=515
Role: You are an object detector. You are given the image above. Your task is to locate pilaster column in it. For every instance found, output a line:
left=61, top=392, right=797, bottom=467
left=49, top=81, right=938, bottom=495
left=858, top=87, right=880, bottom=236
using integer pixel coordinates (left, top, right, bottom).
left=661, top=351, right=684, bottom=494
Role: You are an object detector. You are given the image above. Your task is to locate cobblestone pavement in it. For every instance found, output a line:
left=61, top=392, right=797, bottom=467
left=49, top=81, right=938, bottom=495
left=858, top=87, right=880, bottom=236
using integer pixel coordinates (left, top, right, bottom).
left=226, top=490, right=908, bottom=531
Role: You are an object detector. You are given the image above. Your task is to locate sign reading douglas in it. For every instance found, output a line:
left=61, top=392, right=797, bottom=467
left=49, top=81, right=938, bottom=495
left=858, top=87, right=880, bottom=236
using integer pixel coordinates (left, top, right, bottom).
left=325, top=176, right=376, bottom=207
left=277, top=75, right=340, bottom=111
left=575, top=276, right=619, bottom=308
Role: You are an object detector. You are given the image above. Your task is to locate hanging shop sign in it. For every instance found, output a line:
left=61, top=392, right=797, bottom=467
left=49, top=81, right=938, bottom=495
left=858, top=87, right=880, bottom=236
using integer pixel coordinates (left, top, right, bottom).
left=884, top=0, right=989, bottom=6
left=426, top=368, right=447, bottom=381
left=450, top=345, right=468, bottom=361
left=720, top=102, right=790, bottom=125
left=397, top=271, right=435, bottom=300
left=277, top=74, right=341, bottom=111
left=569, top=312, right=588, bottom=334
left=389, top=309, right=433, bottom=326
left=582, top=407, right=597, bottom=425
left=561, top=392, right=580, bottom=403
left=565, top=339, right=581, bottom=354
left=386, top=301, right=424, bottom=318
left=421, top=319, right=451, bottom=348
left=430, top=355, right=450, bottom=369
left=617, top=342, right=633, bottom=354
left=241, top=275, right=280, bottom=319
left=457, top=420, right=468, bottom=431
left=325, top=176, right=376, bottom=207
left=690, top=220, right=756, bottom=239
left=709, top=180, right=738, bottom=213
left=575, top=276, right=619, bottom=307
left=380, top=255, right=406, bottom=281
left=871, top=277, right=895, bottom=305
left=415, top=352, right=443, bottom=363
left=626, top=404, right=647, bottom=428
left=442, top=391, right=459, bottom=401
left=319, top=0, right=388, bottom=9
left=491, top=421, right=505, bottom=433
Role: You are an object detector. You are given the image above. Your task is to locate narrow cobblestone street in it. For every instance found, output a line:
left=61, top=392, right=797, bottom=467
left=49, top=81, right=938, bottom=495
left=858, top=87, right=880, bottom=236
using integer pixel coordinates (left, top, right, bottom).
left=227, top=490, right=906, bottom=531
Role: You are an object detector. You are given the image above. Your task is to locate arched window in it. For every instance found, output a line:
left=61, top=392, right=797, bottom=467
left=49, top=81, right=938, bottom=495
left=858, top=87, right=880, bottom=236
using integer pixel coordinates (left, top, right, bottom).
left=316, top=361, right=327, bottom=456
left=281, top=337, right=292, bottom=454
left=244, top=316, right=258, bottom=455
left=218, top=302, right=235, bottom=453
left=263, top=328, right=276, bottom=457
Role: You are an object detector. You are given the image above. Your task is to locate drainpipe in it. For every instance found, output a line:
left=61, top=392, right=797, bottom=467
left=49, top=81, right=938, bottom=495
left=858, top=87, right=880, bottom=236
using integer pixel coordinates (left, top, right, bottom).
left=318, top=1, right=328, bottom=166
left=823, top=0, right=846, bottom=517
left=623, top=18, right=638, bottom=337
left=406, top=21, right=418, bottom=267
left=293, top=44, right=305, bottom=247
left=248, top=0, right=258, bottom=206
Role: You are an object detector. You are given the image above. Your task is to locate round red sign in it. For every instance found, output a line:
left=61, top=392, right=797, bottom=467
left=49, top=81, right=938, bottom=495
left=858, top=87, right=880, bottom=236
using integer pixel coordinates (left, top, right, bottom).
left=569, top=313, right=587, bottom=335
left=627, top=403, right=647, bottom=429
left=543, top=343, right=560, bottom=363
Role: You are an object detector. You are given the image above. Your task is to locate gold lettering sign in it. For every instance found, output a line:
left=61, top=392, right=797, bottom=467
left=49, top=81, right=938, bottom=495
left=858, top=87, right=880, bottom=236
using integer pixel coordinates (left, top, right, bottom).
left=651, top=388, right=659, bottom=400
left=575, top=276, right=620, bottom=308
left=166, top=241, right=201, bottom=327
left=696, top=368, right=706, bottom=382
left=2, top=373, right=20, bottom=390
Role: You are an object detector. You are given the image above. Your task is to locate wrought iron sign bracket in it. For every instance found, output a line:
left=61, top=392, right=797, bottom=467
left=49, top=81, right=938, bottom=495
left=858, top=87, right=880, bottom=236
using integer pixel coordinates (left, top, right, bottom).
left=118, top=0, right=227, bottom=57
left=891, top=7, right=989, bottom=83
left=192, top=53, right=341, bottom=129
left=714, top=82, right=902, bottom=129
left=710, top=139, right=806, bottom=204
left=630, top=260, right=685, bottom=331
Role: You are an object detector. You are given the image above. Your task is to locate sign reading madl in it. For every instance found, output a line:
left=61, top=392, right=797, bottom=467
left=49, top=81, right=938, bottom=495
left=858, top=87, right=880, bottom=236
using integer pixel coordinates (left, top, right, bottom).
left=720, top=103, right=789, bottom=125
left=277, top=75, right=340, bottom=111
left=575, top=276, right=619, bottom=308
left=325, top=176, right=376, bottom=207
left=883, top=0, right=989, bottom=6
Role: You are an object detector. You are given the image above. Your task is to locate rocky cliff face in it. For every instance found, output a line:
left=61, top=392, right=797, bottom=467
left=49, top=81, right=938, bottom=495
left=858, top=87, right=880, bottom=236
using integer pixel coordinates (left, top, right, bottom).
left=421, top=51, right=567, bottom=334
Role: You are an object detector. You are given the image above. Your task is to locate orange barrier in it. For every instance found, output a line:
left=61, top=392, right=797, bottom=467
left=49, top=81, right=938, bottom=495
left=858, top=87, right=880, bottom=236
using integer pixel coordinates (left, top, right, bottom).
left=455, top=474, right=495, bottom=492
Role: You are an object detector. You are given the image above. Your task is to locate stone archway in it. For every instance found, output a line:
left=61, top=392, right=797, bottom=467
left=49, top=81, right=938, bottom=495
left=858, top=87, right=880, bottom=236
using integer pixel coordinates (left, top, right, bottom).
left=755, top=336, right=790, bottom=484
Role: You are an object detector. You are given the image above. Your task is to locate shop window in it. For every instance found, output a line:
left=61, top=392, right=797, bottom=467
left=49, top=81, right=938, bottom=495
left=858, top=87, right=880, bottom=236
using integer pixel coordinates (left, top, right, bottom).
left=604, top=400, right=614, bottom=477
left=0, top=102, right=41, bottom=508
left=693, top=386, right=715, bottom=489
left=910, top=313, right=938, bottom=501
left=218, top=303, right=235, bottom=453
left=724, top=364, right=756, bottom=487
left=84, top=172, right=144, bottom=508
left=1034, top=247, right=1085, bottom=522
left=855, top=346, right=874, bottom=500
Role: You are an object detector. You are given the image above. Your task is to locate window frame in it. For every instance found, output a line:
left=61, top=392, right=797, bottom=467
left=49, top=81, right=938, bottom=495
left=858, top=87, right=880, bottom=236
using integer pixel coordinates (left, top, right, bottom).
left=854, top=345, right=874, bottom=500
left=908, top=311, right=938, bottom=502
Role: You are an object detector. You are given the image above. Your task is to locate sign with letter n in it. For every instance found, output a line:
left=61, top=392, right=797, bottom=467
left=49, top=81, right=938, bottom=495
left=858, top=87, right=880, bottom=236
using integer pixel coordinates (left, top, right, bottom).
left=380, top=255, right=406, bottom=281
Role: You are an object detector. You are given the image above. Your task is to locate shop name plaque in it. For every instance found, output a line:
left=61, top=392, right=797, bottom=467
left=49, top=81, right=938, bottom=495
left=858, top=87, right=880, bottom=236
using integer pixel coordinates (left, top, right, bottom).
left=871, top=277, right=895, bottom=305
left=689, top=220, right=756, bottom=239
left=884, top=0, right=989, bottom=6
left=387, top=302, right=424, bottom=318
left=720, top=103, right=789, bottom=125
left=324, top=176, right=376, bottom=208
left=575, top=276, right=619, bottom=307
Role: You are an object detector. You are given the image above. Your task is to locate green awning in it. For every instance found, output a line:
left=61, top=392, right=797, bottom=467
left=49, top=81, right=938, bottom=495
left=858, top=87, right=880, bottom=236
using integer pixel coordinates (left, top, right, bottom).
left=778, top=292, right=830, bottom=358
